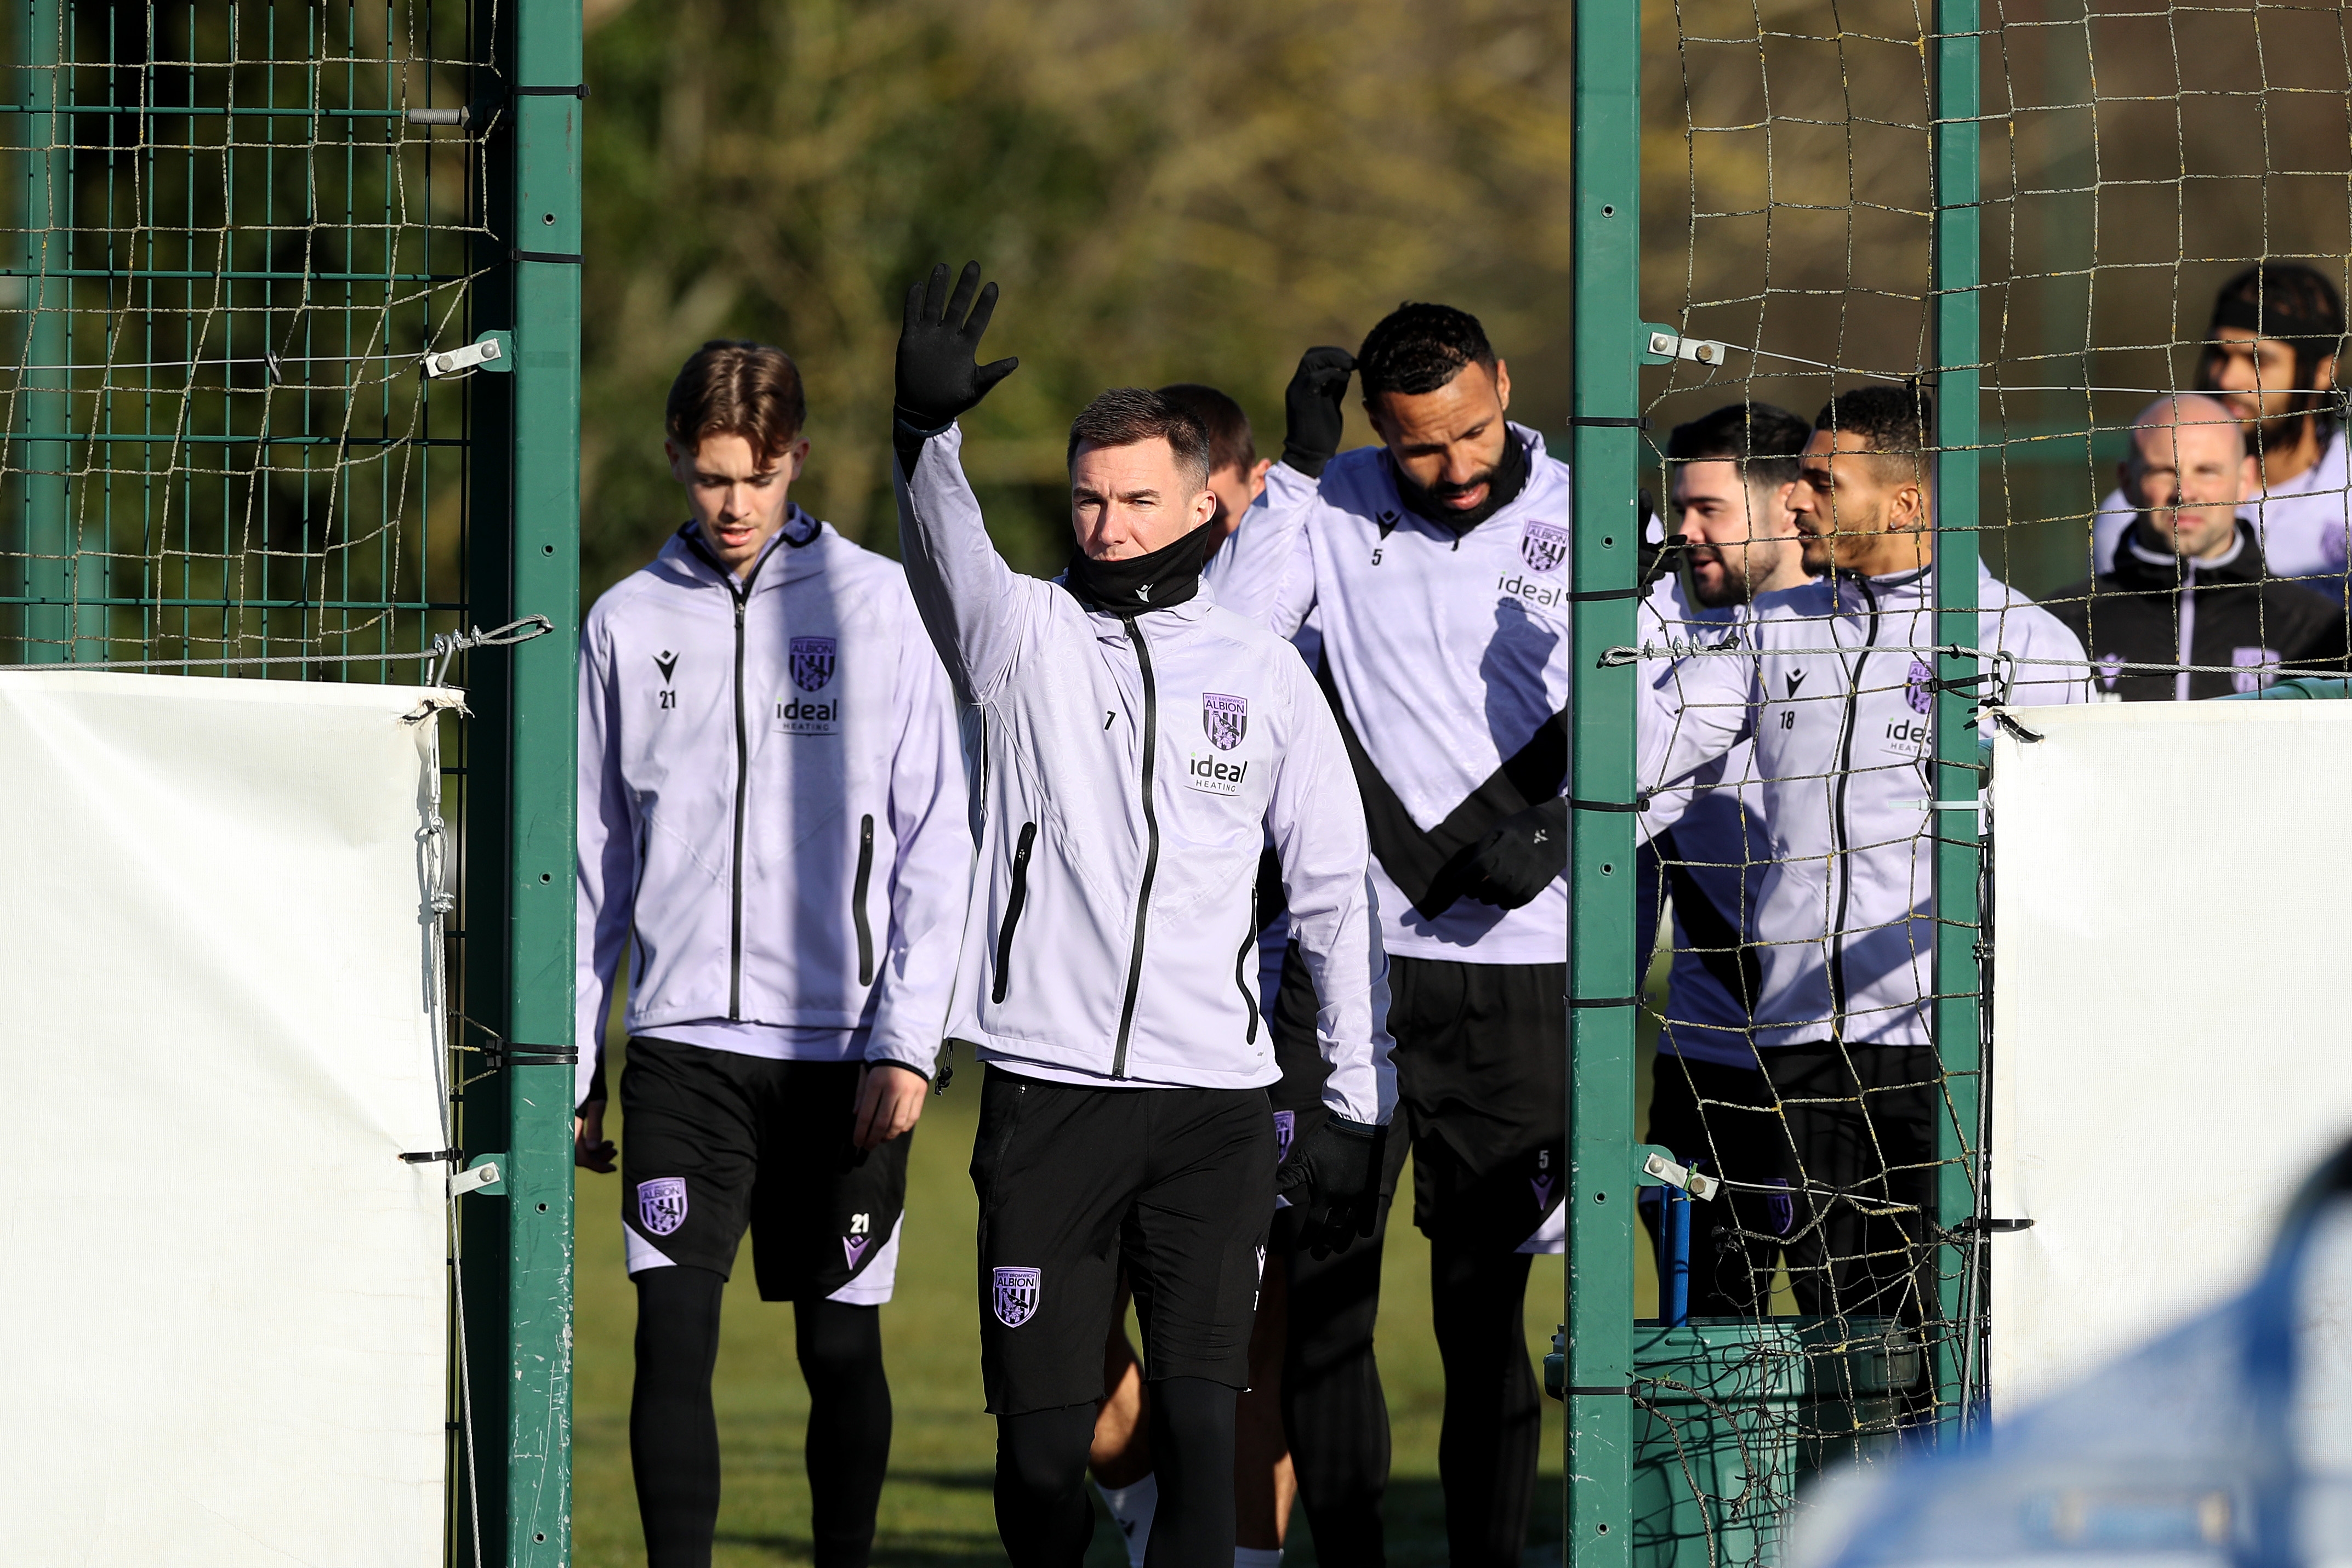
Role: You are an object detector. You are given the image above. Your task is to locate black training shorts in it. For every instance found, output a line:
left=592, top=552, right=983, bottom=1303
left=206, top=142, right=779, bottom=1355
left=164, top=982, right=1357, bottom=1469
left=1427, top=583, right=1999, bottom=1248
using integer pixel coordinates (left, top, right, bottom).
left=619, top=1036, right=912, bottom=1304
left=1387, top=956, right=1567, bottom=1252
left=970, top=1067, right=1275, bottom=1415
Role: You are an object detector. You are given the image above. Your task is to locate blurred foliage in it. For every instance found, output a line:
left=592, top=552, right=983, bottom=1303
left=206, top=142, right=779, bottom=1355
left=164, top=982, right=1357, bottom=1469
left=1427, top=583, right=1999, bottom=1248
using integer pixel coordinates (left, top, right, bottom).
left=579, top=0, right=1576, bottom=598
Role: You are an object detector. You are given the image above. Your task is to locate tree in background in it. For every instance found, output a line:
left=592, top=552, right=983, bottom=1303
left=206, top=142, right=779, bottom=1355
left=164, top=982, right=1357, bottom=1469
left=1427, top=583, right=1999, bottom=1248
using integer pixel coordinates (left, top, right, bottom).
left=579, top=0, right=1574, bottom=596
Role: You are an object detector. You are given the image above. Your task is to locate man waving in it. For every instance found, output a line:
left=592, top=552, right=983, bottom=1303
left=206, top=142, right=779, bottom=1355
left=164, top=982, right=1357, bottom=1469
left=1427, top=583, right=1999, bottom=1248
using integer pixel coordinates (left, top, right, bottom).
left=890, top=264, right=1397, bottom=1568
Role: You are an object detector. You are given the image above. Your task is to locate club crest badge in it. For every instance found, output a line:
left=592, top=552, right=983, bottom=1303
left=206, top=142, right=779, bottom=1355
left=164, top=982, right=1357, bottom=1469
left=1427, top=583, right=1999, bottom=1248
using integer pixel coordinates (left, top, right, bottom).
left=1272, top=1109, right=1296, bottom=1164
left=2098, top=652, right=2125, bottom=692
left=842, top=1234, right=871, bottom=1269
left=1531, top=1149, right=1556, bottom=1210
left=993, top=1266, right=1041, bottom=1328
left=637, top=1177, right=688, bottom=1238
left=1905, top=657, right=1934, bottom=715
left=1203, top=692, right=1248, bottom=751
left=790, top=636, right=838, bottom=692
left=1519, top=519, right=1571, bottom=574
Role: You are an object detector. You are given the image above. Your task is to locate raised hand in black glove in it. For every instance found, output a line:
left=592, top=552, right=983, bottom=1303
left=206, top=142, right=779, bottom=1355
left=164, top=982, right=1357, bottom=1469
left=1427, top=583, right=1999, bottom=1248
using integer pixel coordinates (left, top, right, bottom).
left=1275, top=1116, right=1386, bottom=1256
left=1461, top=796, right=1569, bottom=910
left=1280, top=345, right=1358, bottom=478
left=895, top=261, right=1020, bottom=430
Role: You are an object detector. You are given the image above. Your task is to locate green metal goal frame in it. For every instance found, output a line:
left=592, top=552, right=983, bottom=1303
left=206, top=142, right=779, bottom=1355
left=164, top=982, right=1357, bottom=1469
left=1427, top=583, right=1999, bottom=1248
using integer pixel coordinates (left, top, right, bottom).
left=6, top=2, right=580, bottom=1563
left=1563, top=1, right=1986, bottom=1561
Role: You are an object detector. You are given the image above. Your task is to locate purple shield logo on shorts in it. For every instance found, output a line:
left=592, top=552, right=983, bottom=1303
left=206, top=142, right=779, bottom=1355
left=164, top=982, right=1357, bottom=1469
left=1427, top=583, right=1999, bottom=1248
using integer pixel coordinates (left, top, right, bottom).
left=1272, top=1109, right=1296, bottom=1164
left=842, top=1234, right=871, bottom=1269
left=1905, top=657, right=1934, bottom=715
left=1203, top=693, right=1248, bottom=751
left=1520, top=520, right=1570, bottom=574
left=637, top=1177, right=688, bottom=1238
left=993, top=1266, right=1041, bottom=1327
left=791, top=636, right=837, bottom=692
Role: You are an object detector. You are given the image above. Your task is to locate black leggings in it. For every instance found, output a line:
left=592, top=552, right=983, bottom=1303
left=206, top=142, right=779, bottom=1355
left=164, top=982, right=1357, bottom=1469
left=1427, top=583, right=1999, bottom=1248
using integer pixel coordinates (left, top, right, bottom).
left=631, top=1267, right=893, bottom=1568
left=1277, top=1201, right=1393, bottom=1565
left=1430, top=1235, right=1541, bottom=1568
left=995, top=1377, right=1235, bottom=1568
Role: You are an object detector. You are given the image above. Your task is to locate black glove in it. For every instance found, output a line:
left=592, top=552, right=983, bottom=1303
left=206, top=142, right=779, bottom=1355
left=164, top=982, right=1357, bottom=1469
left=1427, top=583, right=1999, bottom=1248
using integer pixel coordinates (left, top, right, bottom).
left=1280, top=346, right=1357, bottom=478
left=1275, top=1116, right=1386, bottom=1255
left=1461, top=797, right=1569, bottom=910
left=895, top=261, right=1020, bottom=430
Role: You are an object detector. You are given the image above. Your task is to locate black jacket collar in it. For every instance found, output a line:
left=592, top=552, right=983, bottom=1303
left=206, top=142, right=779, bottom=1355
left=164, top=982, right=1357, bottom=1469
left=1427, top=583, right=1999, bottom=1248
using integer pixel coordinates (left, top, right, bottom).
left=2108, top=518, right=2262, bottom=592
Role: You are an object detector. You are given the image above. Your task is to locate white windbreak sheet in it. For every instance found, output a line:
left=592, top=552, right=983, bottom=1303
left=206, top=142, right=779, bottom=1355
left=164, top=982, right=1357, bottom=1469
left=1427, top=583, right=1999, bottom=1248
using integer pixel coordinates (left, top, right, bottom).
left=1989, top=698, right=2352, bottom=1411
left=0, top=671, right=453, bottom=1566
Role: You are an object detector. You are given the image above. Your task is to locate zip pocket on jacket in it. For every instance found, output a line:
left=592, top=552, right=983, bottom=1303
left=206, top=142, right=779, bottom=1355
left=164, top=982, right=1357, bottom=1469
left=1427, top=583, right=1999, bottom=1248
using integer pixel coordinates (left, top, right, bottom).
left=991, top=821, right=1038, bottom=1004
left=1235, top=888, right=1262, bottom=1045
left=853, top=814, right=876, bottom=986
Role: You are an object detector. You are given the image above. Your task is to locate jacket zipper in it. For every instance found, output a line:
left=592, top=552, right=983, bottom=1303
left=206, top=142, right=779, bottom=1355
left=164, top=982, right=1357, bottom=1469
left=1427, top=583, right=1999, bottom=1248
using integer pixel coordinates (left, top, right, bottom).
left=679, top=527, right=780, bottom=1023
left=1235, top=886, right=1262, bottom=1044
left=2174, top=566, right=2198, bottom=703
left=1824, top=572, right=1881, bottom=1038
left=992, top=821, right=1038, bottom=1003
left=1111, top=615, right=1164, bottom=1079
left=727, top=589, right=750, bottom=1017
left=853, top=814, right=876, bottom=986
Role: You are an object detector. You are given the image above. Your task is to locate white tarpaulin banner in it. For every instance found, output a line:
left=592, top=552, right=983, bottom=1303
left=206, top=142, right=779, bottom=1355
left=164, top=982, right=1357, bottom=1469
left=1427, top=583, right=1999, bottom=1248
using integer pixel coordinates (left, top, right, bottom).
left=1990, top=698, right=2352, bottom=1412
left=0, top=671, right=455, bottom=1566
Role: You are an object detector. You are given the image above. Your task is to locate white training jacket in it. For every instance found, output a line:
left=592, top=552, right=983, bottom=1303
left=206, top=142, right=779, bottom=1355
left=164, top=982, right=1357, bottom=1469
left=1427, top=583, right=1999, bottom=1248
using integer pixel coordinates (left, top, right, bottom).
left=1204, top=423, right=1573, bottom=966
left=1636, top=576, right=1770, bottom=1067
left=893, top=423, right=1396, bottom=1125
left=1638, top=562, right=2092, bottom=1050
left=576, top=512, right=971, bottom=1109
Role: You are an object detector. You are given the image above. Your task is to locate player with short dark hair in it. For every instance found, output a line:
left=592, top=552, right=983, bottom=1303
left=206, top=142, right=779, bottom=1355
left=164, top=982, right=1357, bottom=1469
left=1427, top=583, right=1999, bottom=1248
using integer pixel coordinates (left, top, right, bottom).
left=1206, top=301, right=1573, bottom=1568
left=1640, top=384, right=2089, bottom=1334
left=2091, top=263, right=2350, bottom=599
left=890, top=263, right=1397, bottom=1568
left=577, top=338, right=972, bottom=1568
left=1636, top=401, right=1814, bottom=1315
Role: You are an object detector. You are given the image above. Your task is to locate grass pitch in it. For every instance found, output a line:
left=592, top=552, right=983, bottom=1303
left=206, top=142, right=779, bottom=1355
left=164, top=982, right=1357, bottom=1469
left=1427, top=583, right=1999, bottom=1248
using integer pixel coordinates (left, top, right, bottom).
left=568, top=1039, right=1637, bottom=1565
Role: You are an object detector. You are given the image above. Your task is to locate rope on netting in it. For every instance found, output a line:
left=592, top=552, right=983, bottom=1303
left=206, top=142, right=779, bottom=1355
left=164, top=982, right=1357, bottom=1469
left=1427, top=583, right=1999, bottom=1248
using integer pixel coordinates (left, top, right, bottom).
left=0, top=613, right=555, bottom=680
left=1602, top=638, right=2344, bottom=683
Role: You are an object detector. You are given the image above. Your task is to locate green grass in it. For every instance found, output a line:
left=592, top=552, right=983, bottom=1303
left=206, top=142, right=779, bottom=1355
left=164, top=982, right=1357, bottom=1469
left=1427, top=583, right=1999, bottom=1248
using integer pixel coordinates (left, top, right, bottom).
left=569, top=1037, right=1645, bottom=1566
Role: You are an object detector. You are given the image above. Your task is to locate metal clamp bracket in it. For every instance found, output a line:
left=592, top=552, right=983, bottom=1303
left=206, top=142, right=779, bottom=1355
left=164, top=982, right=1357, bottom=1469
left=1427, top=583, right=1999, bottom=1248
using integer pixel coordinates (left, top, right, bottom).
left=1636, top=1145, right=1721, bottom=1201
left=452, top=1154, right=506, bottom=1198
left=423, top=330, right=511, bottom=379
left=1640, top=322, right=1730, bottom=367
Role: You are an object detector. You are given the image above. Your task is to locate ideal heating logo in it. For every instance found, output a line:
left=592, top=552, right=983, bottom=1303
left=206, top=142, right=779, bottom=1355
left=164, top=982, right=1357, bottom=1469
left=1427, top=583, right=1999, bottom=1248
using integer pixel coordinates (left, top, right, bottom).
left=1186, top=753, right=1250, bottom=797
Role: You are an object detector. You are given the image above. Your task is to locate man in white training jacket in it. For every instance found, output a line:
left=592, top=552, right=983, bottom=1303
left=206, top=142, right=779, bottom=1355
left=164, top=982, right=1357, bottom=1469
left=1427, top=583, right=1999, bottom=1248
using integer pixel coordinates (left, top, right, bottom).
left=1640, top=384, right=2090, bottom=1340
left=889, top=263, right=1397, bottom=1568
left=576, top=341, right=970, bottom=1568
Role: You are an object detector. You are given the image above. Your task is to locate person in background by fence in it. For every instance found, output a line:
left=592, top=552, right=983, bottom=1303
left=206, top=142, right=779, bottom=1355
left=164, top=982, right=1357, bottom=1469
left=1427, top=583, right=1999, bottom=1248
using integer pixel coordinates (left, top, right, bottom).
left=1636, top=401, right=1814, bottom=1317
left=2092, top=264, right=2348, bottom=602
left=2052, top=394, right=2348, bottom=700
left=576, top=341, right=973, bottom=1568
left=1639, top=386, right=2091, bottom=1349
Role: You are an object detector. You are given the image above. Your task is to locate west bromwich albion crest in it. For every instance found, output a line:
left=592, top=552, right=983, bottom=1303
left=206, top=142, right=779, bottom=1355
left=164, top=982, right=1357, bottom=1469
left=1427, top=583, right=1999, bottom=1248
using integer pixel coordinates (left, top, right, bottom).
left=993, top=1266, right=1041, bottom=1327
left=1272, top=1109, right=1296, bottom=1164
left=790, top=636, right=838, bottom=692
left=1519, top=519, right=1570, bottom=574
left=637, top=1176, right=688, bottom=1238
left=1202, top=692, right=1248, bottom=751
left=1905, top=657, right=1934, bottom=715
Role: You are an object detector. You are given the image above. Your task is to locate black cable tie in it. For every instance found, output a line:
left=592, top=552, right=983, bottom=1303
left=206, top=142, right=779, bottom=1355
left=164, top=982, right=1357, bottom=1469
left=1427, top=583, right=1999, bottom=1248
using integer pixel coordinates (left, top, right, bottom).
left=1567, top=586, right=1643, bottom=602
left=510, top=248, right=583, bottom=265
left=1569, top=995, right=1641, bottom=1010
left=1565, top=1385, right=1638, bottom=1396
left=1954, top=1216, right=2036, bottom=1234
left=1567, top=416, right=1650, bottom=429
left=514, top=84, right=590, bottom=98
left=502, top=1045, right=579, bottom=1067
left=1570, top=798, right=1640, bottom=812
left=400, top=1148, right=463, bottom=1165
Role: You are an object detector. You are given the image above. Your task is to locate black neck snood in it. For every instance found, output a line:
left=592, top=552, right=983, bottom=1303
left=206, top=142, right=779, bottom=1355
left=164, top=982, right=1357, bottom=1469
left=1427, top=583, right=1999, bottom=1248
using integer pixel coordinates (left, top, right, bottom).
left=1388, top=429, right=1532, bottom=537
left=1065, top=518, right=1218, bottom=615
